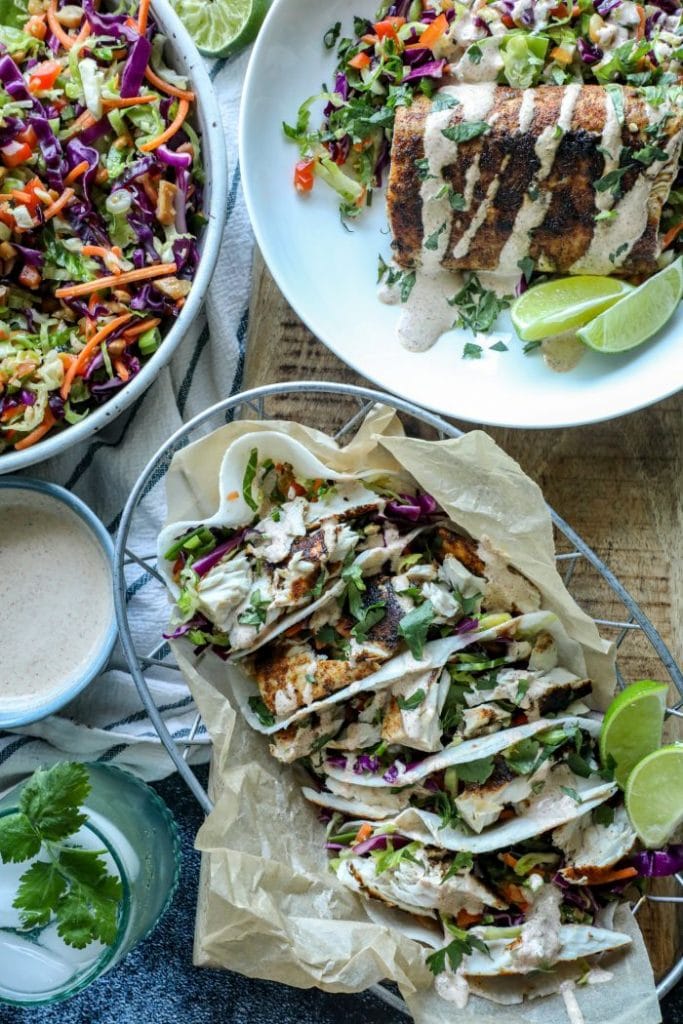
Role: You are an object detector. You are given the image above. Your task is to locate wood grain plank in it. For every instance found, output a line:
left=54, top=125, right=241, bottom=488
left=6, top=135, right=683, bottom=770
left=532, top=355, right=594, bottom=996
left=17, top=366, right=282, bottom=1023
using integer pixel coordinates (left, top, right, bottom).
left=243, top=247, right=683, bottom=982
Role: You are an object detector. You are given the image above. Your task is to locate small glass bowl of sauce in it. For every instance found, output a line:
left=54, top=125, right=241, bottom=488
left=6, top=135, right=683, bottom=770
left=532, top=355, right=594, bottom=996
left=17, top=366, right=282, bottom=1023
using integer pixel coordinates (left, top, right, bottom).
left=0, top=479, right=117, bottom=729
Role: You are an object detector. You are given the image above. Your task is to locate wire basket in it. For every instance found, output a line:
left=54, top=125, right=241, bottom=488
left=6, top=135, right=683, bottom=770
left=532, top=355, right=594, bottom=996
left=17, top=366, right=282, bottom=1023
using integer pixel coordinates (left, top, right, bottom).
left=113, top=381, right=683, bottom=1010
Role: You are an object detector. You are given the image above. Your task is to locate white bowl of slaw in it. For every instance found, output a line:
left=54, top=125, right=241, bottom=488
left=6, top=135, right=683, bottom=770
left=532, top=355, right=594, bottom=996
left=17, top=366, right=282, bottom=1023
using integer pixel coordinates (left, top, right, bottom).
left=0, top=0, right=227, bottom=475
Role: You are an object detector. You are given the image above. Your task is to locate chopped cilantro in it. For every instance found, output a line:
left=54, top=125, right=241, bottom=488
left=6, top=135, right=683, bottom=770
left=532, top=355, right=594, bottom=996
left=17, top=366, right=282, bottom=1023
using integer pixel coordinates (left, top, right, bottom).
left=398, top=600, right=435, bottom=660
left=397, top=689, right=426, bottom=711
left=248, top=696, right=276, bottom=727
left=456, top=756, right=495, bottom=784
left=442, top=121, right=490, bottom=144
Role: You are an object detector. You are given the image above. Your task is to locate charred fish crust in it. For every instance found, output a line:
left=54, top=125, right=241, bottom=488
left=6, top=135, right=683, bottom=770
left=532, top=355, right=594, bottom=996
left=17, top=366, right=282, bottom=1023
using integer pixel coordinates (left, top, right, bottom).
left=433, top=527, right=485, bottom=575
left=290, top=528, right=327, bottom=563
left=335, top=501, right=384, bottom=523
left=389, top=84, right=682, bottom=278
left=363, top=575, right=404, bottom=652
left=387, top=103, right=426, bottom=267
left=537, top=678, right=593, bottom=716
left=461, top=756, right=516, bottom=795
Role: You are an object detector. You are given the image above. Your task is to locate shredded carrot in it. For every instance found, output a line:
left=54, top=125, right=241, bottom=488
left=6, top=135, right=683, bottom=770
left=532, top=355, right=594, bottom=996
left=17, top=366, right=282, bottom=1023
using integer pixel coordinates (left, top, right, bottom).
left=47, top=0, right=80, bottom=49
left=64, top=160, right=90, bottom=185
left=74, top=20, right=90, bottom=45
left=43, top=187, right=74, bottom=221
left=500, top=852, right=518, bottom=870
left=58, top=352, right=76, bottom=371
left=64, top=110, right=97, bottom=138
left=565, top=865, right=639, bottom=885
left=122, top=316, right=161, bottom=339
left=354, top=823, right=373, bottom=845
left=662, top=221, right=683, bottom=249
left=14, top=408, right=56, bottom=450
left=10, top=190, right=32, bottom=204
left=139, top=98, right=190, bottom=152
left=635, top=4, right=646, bottom=38
left=55, top=262, right=177, bottom=299
left=113, top=357, right=130, bottom=382
left=82, top=245, right=110, bottom=258
left=102, top=94, right=158, bottom=109
left=143, top=65, right=195, bottom=101
left=348, top=51, right=371, bottom=70
left=226, top=490, right=239, bottom=501
left=0, top=403, right=26, bottom=423
left=138, top=0, right=151, bottom=34
left=60, top=313, right=133, bottom=399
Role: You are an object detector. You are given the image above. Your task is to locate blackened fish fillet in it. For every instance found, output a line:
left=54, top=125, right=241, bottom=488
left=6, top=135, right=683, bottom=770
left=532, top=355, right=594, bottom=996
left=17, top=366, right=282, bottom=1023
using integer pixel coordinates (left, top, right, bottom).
left=387, top=84, right=682, bottom=276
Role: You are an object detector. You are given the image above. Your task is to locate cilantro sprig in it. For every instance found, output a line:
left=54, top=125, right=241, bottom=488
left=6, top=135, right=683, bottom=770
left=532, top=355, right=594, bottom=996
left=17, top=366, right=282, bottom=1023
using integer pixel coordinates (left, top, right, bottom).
left=0, top=763, right=123, bottom=949
left=426, top=924, right=490, bottom=975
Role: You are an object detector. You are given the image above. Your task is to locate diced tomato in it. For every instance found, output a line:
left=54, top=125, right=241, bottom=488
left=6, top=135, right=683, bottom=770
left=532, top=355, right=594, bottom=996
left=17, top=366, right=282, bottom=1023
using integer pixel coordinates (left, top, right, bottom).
left=289, top=480, right=307, bottom=497
left=1, top=141, right=32, bottom=168
left=18, top=177, right=43, bottom=215
left=373, top=16, right=405, bottom=43
left=549, top=3, right=569, bottom=16
left=348, top=50, right=371, bottom=70
left=501, top=12, right=515, bottom=27
left=16, top=126, right=38, bottom=148
left=28, top=60, right=61, bottom=93
left=294, top=159, right=315, bottom=194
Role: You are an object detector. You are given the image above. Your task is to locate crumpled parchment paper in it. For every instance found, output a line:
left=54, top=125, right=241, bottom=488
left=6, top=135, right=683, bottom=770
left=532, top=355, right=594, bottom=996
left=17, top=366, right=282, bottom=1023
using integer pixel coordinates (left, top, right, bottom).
left=162, top=407, right=660, bottom=1024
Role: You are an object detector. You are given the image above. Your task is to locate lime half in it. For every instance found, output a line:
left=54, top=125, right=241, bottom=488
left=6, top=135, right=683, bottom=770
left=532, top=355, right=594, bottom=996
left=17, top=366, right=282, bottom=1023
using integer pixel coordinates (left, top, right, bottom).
left=511, top=276, right=633, bottom=342
left=578, top=257, right=683, bottom=354
left=169, top=0, right=270, bottom=57
left=625, top=745, right=683, bottom=849
left=599, top=680, right=669, bottom=789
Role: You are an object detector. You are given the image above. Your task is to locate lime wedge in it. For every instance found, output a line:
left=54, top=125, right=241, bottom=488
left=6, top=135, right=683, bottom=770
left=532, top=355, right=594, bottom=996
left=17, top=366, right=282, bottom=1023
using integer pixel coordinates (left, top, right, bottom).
left=625, top=745, right=683, bottom=849
left=510, top=276, right=634, bottom=342
left=599, top=680, right=669, bottom=789
left=578, top=257, right=683, bottom=354
left=169, top=0, right=270, bottom=57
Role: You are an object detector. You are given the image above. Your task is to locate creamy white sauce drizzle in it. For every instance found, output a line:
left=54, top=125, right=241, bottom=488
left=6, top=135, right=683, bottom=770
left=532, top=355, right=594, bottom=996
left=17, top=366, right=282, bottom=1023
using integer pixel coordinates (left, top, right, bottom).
left=382, top=83, right=499, bottom=351
left=0, top=490, right=113, bottom=710
left=518, top=88, right=536, bottom=134
left=462, top=154, right=482, bottom=211
left=571, top=126, right=681, bottom=274
left=541, top=330, right=586, bottom=372
left=560, top=980, right=586, bottom=1024
left=496, top=84, right=581, bottom=276
left=452, top=41, right=504, bottom=84
left=435, top=965, right=470, bottom=1006
left=452, top=155, right=508, bottom=259
left=594, top=90, right=622, bottom=213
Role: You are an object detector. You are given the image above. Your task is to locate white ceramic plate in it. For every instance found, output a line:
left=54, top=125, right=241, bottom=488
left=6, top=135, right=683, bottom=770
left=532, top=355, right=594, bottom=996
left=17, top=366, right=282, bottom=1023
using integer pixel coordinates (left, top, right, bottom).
left=240, top=0, right=683, bottom=429
left=0, top=0, right=227, bottom=474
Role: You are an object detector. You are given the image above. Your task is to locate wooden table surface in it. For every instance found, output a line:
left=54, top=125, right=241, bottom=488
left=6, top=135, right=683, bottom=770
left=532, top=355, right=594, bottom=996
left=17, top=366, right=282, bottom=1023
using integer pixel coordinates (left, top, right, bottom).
left=243, top=249, right=683, bottom=985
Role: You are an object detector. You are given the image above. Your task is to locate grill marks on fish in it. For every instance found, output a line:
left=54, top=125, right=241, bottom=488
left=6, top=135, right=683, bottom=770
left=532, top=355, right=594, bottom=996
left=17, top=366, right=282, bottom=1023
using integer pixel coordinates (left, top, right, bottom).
left=388, top=84, right=683, bottom=279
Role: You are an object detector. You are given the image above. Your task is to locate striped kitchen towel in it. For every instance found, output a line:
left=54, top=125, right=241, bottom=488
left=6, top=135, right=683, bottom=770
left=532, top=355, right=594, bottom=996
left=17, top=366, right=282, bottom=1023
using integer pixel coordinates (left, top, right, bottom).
left=0, top=50, right=253, bottom=793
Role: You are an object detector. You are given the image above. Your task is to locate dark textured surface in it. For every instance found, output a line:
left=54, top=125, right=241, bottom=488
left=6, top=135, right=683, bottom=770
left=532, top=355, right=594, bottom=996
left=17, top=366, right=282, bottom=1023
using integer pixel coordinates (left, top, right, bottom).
left=2, top=765, right=681, bottom=1024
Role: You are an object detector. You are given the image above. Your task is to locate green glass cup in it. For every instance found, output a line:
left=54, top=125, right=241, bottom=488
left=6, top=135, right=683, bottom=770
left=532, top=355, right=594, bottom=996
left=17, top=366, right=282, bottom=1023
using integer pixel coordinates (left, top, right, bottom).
left=0, top=763, right=181, bottom=1006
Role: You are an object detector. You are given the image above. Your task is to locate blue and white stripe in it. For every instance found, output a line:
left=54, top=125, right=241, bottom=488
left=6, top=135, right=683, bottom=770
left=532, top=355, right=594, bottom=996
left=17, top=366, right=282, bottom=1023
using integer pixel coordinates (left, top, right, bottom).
left=0, top=51, right=253, bottom=793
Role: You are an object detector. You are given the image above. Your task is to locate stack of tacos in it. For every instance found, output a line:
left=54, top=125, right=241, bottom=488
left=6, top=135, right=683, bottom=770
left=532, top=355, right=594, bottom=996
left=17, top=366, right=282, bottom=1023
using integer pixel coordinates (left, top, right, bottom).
left=160, top=430, right=646, bottom=1008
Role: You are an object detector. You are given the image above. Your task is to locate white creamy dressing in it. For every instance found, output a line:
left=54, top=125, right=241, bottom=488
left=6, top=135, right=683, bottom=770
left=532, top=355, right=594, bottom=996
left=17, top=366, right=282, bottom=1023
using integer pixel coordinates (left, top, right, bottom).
left=0, top=490, right=113, bottom=711
left=434, top=964, right=470, bottom=1007
left=384, top=83, right=498, bottom=351
left=496, top=83, right=581, bottom=277
left=560, top=980, right=586, bottom=1024
left=541, top=330, right=586, bottom=373
left=571, top=95, right=682, bottom=273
